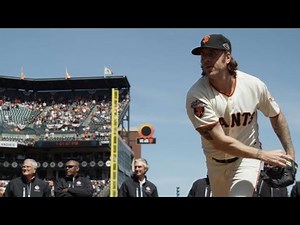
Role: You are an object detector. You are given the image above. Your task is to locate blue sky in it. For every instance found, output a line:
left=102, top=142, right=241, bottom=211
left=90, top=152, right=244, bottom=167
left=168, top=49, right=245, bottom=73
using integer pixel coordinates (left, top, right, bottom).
left=0, top=28, right=299, bottom=197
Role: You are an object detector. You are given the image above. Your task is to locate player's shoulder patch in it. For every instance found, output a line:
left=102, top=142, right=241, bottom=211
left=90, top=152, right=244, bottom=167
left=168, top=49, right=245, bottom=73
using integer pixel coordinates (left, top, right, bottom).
left=191, top=99, right=206, bottom=118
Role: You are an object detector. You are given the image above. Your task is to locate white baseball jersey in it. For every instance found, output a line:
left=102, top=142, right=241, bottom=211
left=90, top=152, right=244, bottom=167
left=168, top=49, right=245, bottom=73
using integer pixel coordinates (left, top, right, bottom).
left=186, top=70, right=280, bottom=159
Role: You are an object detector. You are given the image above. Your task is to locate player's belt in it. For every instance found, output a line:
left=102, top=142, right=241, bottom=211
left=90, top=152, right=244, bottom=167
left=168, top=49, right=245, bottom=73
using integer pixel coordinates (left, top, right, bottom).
left=212, top=157, right=239, bottom=163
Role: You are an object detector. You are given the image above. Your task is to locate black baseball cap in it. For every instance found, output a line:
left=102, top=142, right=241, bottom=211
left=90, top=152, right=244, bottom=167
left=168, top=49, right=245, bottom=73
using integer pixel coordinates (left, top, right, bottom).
left=191, top=34, right=231, bottom=55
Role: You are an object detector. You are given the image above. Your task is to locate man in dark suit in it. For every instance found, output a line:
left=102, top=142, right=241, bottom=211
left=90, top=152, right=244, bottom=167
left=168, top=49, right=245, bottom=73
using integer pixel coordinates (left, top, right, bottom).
left=54, top=159, right=93, bottom=197
left=290, top=181, right=300, bottom=197
left=187, top=175, right=211, bottom=197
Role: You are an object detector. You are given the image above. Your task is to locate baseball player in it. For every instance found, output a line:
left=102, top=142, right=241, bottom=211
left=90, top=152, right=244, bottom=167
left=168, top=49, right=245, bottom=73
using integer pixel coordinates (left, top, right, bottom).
left=186, top=34, right=295, bottom=197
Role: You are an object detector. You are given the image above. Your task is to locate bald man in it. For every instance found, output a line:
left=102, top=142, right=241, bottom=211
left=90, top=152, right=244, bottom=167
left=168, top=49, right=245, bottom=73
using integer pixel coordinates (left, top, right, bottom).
left=54, top=160, right=93, bottom=197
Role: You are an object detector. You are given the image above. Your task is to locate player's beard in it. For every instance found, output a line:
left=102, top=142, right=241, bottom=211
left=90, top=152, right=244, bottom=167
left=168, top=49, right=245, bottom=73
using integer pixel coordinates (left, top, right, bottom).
left=203, top=66, right=218, bottom=78
left=202, top=55, right=227, bottom=78
left=201, top=65, right=214, bottom=76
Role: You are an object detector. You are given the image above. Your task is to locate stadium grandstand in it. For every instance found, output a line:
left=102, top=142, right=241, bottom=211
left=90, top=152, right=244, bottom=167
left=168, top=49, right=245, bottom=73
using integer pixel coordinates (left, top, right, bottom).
left=0, top=74, right=135, bottom=197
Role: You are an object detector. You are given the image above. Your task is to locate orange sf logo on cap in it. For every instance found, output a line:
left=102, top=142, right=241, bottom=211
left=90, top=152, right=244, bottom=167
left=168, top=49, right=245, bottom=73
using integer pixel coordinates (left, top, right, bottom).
left=202, top=35, right=210, bottom=44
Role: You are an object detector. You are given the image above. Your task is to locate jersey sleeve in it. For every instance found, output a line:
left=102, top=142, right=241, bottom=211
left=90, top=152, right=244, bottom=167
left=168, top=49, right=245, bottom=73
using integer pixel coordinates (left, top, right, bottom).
left=257, top=82, right=280, bottom=117
left=186, top=93, right=219, bottom=130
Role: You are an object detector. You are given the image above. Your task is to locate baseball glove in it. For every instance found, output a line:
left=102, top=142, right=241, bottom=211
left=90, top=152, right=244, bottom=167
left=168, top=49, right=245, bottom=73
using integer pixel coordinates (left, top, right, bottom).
left=261, top=159, right=298, bottom=188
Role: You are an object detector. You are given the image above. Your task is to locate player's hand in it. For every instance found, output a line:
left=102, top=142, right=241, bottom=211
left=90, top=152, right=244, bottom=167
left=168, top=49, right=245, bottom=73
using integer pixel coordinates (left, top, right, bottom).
left=262, top=150, right=292, bottom=168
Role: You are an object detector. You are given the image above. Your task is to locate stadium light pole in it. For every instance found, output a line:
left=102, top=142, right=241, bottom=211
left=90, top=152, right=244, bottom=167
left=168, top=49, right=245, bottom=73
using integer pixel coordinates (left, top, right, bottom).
left=176, top=186, right=180, bottom=197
